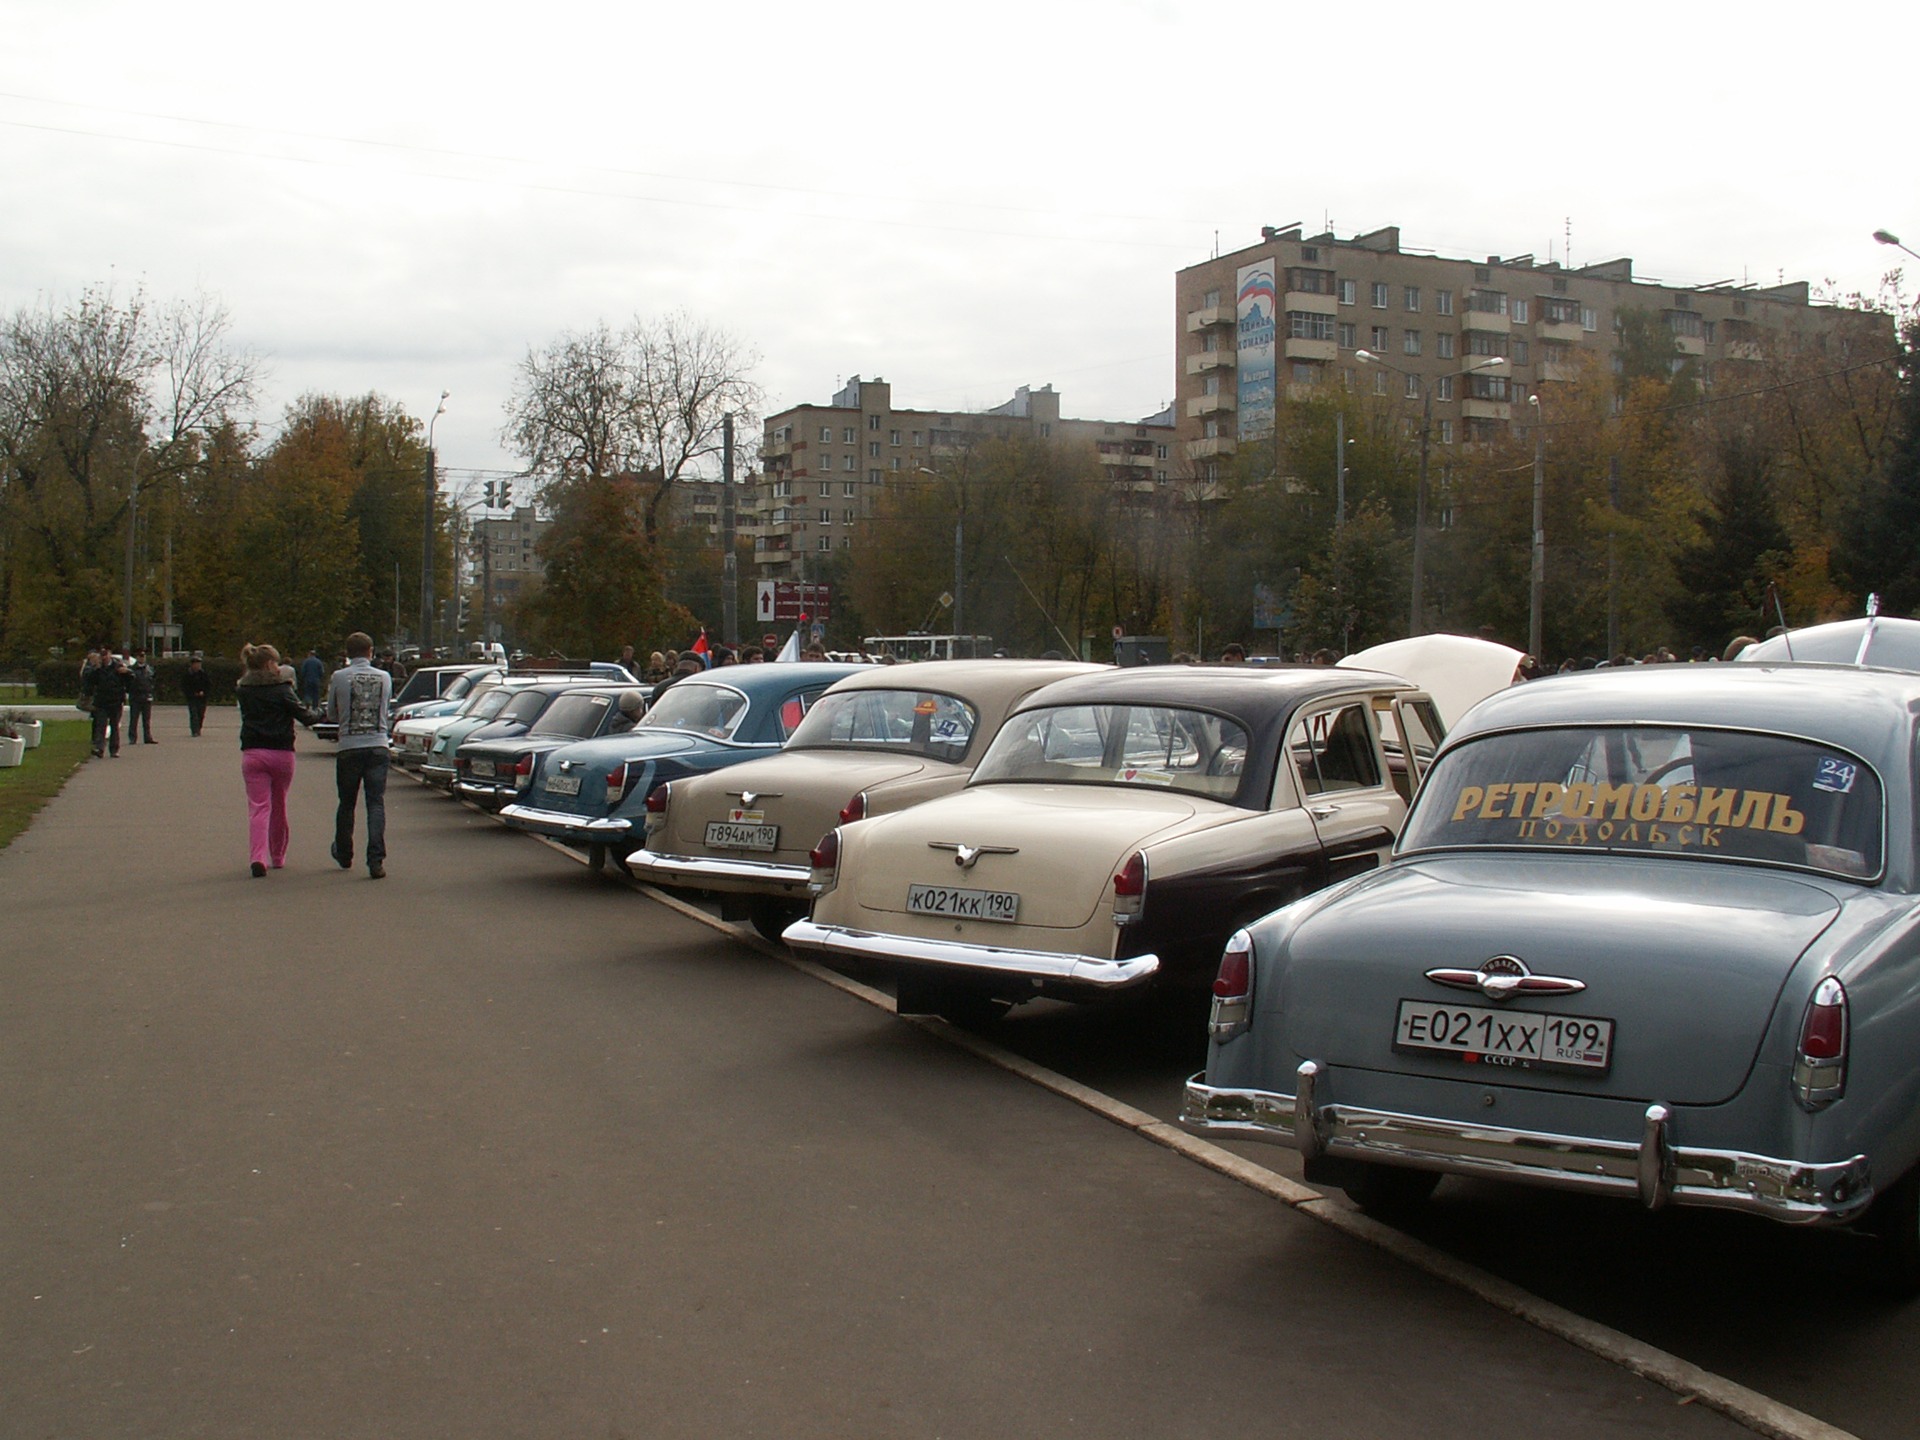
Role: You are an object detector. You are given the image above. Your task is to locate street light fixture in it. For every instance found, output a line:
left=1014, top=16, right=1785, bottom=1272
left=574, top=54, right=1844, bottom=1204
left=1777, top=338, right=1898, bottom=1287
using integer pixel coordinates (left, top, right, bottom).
left=421, top=390, right=448, bottom=653
left=1354, top=350, right=1506, bottom=634
left=1874, top=229, right=1920, bottom=262
left=916, top=464, right=968, bottom=654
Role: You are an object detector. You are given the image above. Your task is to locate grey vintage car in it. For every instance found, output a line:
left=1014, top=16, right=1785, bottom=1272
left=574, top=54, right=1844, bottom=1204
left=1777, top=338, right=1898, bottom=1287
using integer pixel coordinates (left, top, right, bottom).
left=1182, top=661, right=1920, bottom=1289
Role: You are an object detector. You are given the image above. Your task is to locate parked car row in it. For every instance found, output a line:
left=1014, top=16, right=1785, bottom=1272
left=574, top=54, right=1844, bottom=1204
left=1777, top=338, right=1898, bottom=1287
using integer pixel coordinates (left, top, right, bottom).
left=397, top=621, right=1920, bottom=1293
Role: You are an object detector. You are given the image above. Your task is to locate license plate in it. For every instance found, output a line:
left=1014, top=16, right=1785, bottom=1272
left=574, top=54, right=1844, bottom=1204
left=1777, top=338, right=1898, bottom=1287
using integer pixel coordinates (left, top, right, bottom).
left=469, top=759, right=495, bottom=777
left=406, top=735, right=427, bottom=752
left=546, top=774, right=581, bottom=796
left=706, top=820, right=778, bottom=851
left=907, top=884, right=1019, bottom=923
left=1394, top=999, right=1613, bottom=1073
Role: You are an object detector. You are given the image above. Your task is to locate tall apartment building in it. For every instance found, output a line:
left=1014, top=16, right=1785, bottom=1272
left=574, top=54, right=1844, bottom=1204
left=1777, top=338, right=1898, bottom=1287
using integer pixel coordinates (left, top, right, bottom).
left=742, top=376, right=1177, bottom=580
left=1174, top=223, right=1887, bottom=477
left=465, top=503, right=550, bottom=625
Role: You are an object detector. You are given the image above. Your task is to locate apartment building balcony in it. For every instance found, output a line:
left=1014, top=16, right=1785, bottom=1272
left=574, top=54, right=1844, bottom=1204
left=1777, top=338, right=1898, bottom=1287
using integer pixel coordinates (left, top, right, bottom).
left=1461, top=398, right=1512, bottom=423
left=1536, top=319, right=1583, bottom=344
left=1462, top=310, right=1512, bottom=334
left=1186, top=350, right=1236, bottom=375
left=1536, top=361, right=1582, bottom=385
left=761, top=435, right=793, bottom=460
left=1282, top=290, right=1337, bottom=315
left=1186, top=436, right=1236, bottom=460
left=1673, top=333, right=1706, bottom=357
left=1283, top=337, right=1337, bottom=363
left=1724, top=340, right=1765, bottom=362
left=1187, top=392, right=1237, bottom=418
left=1185, top=303, right=1235, bottom=333
left=1097, top=448, right=1155, bottom=468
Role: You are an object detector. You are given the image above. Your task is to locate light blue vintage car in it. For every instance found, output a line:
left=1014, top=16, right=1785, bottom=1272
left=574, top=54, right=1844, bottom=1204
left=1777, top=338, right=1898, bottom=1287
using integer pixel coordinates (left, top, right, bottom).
left=1182, top=661, right=1920, bottom=1289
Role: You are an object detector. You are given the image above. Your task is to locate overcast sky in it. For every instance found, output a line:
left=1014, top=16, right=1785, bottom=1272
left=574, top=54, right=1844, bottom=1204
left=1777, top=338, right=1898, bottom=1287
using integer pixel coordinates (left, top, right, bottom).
left=3, top=0, right=1912, bottom=485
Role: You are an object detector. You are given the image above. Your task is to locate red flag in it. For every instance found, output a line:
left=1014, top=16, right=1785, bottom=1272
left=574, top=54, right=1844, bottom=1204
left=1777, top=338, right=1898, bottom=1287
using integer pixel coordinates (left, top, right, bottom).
left=692, top=630, right=710, bottom=656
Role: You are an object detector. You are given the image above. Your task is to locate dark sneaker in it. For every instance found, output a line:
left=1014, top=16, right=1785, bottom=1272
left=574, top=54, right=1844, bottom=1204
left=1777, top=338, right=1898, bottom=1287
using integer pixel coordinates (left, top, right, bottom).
left=330, top=842, right=352, bottom=869
left=368, top=862, right=386, bottom=880
left=250, top=862, right=266, bottom=878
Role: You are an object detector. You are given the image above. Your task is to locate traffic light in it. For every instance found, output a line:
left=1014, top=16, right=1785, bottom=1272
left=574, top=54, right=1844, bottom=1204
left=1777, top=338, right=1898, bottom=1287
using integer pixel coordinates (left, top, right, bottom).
left=483, top=481, right=496, bottom=506
left=498, top=482, right=512, bottom=507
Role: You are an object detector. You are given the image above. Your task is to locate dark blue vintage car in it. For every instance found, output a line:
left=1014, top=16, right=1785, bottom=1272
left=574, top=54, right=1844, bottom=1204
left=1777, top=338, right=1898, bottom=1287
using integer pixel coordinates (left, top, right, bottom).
left=1182, top=662, right=1920, bottom=1290
left=499, top=663, right=865, bottom=873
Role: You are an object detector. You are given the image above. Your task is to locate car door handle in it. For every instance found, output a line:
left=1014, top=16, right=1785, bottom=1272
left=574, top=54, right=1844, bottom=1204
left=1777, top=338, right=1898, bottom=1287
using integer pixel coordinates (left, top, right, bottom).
left=1308, top=804, right=1339, bottom=820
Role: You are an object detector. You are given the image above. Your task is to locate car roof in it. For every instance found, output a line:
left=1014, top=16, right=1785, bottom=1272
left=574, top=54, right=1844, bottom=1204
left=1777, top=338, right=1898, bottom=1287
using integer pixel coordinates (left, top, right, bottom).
left=1449, top=662, right=1920, bottom=768
left=1738, top=617, right=1920, bottom=672
left=819, top=659, right=1105, bottom=706
left=1009, top=663, right=1416, bottom=718
left=667, top=662, right=869, bottom=697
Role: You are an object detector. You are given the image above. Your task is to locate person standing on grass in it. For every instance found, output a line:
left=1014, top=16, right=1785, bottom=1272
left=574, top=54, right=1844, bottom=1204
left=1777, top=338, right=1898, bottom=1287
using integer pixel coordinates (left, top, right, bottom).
left=181, top=652, right=211, bottom=736
left=326, top=631, right=392, bottom=880
left=236, top=643, right=321, bottom=877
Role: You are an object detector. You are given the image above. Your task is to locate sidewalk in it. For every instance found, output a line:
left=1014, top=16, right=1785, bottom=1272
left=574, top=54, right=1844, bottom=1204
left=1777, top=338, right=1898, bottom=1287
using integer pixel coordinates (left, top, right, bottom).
left=0, top=703, right=1752, bottom=1439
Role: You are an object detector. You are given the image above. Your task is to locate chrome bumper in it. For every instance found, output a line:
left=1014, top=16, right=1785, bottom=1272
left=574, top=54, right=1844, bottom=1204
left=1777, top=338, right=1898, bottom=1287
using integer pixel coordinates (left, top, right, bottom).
left=420, top=763, right=456, bottom=789
left=626, top=849, right=811, bottom=893
left=452, top=779, right=517, bottom=805
left=498, top=804, right=631, bottom=842
left=783, top=918, right=1160, bottom=991
left=1179, top=1064, right=1873, bottom=1224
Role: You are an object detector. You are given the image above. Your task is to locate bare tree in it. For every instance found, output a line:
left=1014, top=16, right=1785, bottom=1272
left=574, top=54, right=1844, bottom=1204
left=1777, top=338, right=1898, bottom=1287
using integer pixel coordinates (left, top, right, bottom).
left=503, top=311, right=762, bottom=542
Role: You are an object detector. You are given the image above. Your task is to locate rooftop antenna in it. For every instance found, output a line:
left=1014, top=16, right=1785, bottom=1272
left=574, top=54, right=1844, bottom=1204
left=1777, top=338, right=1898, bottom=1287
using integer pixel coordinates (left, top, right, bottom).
left=1855, top=593, right=1882, bottom=667
left=1565, top=216, right=1572, bottom=269
left=1213, top=228, right=1219, bottom=259
left=1766, top=581, right=1794, bottom=661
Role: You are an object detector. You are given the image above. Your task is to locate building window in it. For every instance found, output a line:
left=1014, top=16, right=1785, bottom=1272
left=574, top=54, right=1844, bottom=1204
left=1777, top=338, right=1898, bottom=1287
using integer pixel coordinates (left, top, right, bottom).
left=1372, top=370, right=1389, bottom=396
left=1405, top=374, right=1420, bottom=399
left=1337, top=322, right=1356, bottom=349
left=1512, top=340, right=1530, bottom=363
left=1404, top=285, right=1421, bottom=311
left=1467, top=330, right=1504, bottom=357
left=1370, top=325, right=1389, bottom=350
left=818, top=509, right=832, bottom=524
left=1288, top=310, right=1336, bottom=341
left=1542, top=296, right=1579, bottom=325
left=844, top=508, right=856, bottom=523
left=889, top=457, right=901, bottom=471
left=819, top=425, right=832, bottom=443
left=774, top=480, right=792, bottom=497
left=1512, top=299, right=1529, bottom=324
left=1469, top=290, right=1508, bottom=316
left=1040, top=422, right=1051, bottom=437
left=1437, top=419, right=1454, bottom=444
left=1287, top=267, right=1334, bottom=294
left=1467, top=374, right=1511, bottom=401
left=867, top=414, right=880, bottom=430
left=889, top=429, right=901, bottom=445
left=1291, top=362, right=1318, bottom=384
left=839, top=426, right=853, bottom=444
left=839, top=455, right=852, bottom=471
left=1204, top=288, right=1220, bottom=306
left=1436, top=289, right=1454, bottom=316
left=819, top=536, right=831, bottom=552
left=818, top=483, right=832, bottom=498
left=1339, top=278, right=1356, bottom=305
left=1436, top=332, right=1455, bottom=359
left=868, top=440, right=880, bottom=457
left=867, top=469, right=880, bottom=483
left=1582, top=307, right=1599, bottom=331
left=912, top=431, right=922, bottom=447
left=1403, top=329, right=1422, bottom=356
left=844, top=481, right=857, bottom=496
left=1371, top=282, right=1389, bottom=309
left=1436, top=376, right=1455, bottom=401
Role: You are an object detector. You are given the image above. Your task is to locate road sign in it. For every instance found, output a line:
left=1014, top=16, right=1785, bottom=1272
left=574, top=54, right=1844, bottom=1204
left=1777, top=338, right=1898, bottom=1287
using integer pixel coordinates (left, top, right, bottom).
left=756, top=580, right=832, bottom=623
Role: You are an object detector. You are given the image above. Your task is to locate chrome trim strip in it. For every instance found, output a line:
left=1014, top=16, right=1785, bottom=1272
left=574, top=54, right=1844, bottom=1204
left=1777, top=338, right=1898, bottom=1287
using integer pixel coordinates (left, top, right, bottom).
left=782, top=918, right=1160, bottom=990
left=627, top=849, right=812, bottom=889
left=1178, top=1075, right=1873, bottom=1224
left=497, top=804, right=632, bottom=840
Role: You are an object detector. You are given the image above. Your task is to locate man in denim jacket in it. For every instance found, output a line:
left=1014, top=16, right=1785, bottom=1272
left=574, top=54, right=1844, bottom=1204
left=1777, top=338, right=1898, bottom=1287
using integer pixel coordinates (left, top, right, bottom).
left=325, top=631, right=393, bottom=878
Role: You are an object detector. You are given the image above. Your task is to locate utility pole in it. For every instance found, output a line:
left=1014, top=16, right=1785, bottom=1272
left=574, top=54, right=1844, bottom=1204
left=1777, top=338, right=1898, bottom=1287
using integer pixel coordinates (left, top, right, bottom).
left=1334, top=411, right=1347, bottom=530
left=121, top=476, right=138, bottom=652
left=1528, top=395, right=1546, bottom=660
left=422, top=391, right=448, bottom=652
left=1410, top=387, right=1432, bottom=634
left=1606, top=456, right=1621, bottom=661
left=721, top=414, right=738, bottom=647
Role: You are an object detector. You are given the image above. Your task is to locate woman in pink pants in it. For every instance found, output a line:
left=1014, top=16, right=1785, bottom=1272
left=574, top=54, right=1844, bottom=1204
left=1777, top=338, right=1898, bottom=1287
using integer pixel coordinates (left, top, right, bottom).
left=235, top=643, right=322, bottom=877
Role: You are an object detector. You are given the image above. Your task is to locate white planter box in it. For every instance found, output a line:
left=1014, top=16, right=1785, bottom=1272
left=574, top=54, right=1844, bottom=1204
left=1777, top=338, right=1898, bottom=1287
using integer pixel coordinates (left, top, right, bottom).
left=17, top=719, right=42, bottom=749
left=0, top=734, right=24, bottom=767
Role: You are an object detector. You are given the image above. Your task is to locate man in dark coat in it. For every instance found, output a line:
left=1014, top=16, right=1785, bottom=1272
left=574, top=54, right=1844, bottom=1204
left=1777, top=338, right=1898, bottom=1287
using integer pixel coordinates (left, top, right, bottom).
left=126, top=649, right=158, bottom=743
left=298, top=649, right=325, bottom=709
left=181, top=652, right=212, bottom=736
left=83, top=650, right=133, bottom=757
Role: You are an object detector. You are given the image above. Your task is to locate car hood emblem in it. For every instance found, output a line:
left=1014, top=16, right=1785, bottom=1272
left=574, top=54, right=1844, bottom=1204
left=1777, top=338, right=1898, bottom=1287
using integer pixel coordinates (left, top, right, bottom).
left=1425, top=955, right=1586, bottom=1002
left=928, top=840, right=1019, bottom=870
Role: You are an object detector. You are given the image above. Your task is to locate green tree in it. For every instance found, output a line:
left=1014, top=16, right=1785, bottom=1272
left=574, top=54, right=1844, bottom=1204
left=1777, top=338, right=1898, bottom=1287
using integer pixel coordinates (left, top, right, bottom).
left=514, top=472, right=695, bottom=658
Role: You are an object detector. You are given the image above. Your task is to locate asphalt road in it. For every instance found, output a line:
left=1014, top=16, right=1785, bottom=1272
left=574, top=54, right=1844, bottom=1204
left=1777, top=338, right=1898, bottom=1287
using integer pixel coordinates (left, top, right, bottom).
left=0, top=708, right=1775, bottom=1438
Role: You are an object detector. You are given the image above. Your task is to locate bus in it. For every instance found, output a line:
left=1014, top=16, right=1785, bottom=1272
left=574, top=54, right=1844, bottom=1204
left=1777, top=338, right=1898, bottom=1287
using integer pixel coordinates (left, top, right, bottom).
left=861, top=634, right=997, bottom=663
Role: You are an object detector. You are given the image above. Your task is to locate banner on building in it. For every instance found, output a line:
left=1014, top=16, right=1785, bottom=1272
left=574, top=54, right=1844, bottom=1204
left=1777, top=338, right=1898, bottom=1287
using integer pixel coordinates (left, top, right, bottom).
left=1235, top=261, right=1277, bottom=441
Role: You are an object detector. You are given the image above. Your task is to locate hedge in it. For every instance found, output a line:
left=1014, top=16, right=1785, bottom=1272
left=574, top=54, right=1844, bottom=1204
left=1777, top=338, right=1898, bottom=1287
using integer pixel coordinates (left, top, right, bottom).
left=35, top=654, right=246, bottom=703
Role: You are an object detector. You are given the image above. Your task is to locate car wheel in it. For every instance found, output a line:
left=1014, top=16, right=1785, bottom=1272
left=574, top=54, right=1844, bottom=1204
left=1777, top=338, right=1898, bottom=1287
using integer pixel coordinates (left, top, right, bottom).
left=588, top=843, right=610, bottom=875
left=1865, top=1166, right=1920, bottom=1297
left=894, top=974, right=1008, bottom=1027
left=1341, top=1162, right=1441, bottom=1217
left=746, top=898, right=807, bottom=946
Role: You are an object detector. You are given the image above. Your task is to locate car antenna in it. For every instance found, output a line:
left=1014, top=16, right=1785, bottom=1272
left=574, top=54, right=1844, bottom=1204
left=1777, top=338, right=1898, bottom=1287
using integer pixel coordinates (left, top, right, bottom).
left=1854, top=593, right=1882, bottom=667
left=1766, top=582, right=1794, bottom=661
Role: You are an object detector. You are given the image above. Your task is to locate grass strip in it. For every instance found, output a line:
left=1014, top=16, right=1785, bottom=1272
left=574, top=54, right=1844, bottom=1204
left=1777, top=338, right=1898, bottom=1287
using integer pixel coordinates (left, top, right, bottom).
left=0, top=720, right=94, bottom=851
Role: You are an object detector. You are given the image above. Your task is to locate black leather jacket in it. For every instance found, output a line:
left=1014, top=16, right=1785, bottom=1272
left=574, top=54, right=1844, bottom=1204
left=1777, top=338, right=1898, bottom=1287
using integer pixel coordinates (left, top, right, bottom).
left=236, top=673, right=321, bottom=750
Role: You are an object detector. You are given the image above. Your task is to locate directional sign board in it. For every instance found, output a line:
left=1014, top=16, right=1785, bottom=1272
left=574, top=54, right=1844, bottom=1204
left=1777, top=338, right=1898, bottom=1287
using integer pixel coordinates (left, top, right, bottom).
left=755, top=580, right=832, bottom=623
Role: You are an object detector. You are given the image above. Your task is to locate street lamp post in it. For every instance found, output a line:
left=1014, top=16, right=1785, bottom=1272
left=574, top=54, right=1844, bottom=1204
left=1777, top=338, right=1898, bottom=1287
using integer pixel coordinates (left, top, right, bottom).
left=1874, top=229, right=1920, bottom=263
left=1527, top=392, right=1545, bottom=659
left=1355, top=350, right=1506, bottom=634
left=916, top=465, right=967, bottom=654
left=421, top=391, right=448, bottom=654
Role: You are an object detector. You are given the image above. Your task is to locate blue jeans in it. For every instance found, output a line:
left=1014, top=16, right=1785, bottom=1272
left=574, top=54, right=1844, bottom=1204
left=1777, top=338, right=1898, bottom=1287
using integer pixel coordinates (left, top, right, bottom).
left=334, top=747, right=388, bottom=867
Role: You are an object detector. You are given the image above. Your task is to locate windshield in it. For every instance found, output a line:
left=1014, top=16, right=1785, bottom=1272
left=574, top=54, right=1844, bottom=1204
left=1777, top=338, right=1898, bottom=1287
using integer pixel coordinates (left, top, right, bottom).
left=497, top=690, right=555, bottom=726
left=463, top=686, right=514, bottom=720
left=642, top=681, right=750, bottom=739
left=786, top=688, right=978, bottom=761
left=531, top=691, right=615, bottom=738
left=1401, top=725, right=1885, bottom=880
left=971, top=703, right=1249, bottom=801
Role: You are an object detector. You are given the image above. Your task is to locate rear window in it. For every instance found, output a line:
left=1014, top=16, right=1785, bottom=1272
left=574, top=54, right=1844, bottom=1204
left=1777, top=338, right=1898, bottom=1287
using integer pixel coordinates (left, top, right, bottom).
left=642, top=681, right=750, bottom=739
left=464, top=687, right=513, bottom=719
left=971, top=703, right=1249, bottom=802
left=1401, top=725, right=1884, bottom=880
left=532, top=692, right=614, bottom=738
left=786, top=688, right=978, bottom=761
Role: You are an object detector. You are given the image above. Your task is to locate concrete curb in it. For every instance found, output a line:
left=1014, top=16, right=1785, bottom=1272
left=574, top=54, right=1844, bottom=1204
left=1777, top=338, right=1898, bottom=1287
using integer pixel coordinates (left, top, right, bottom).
left=504, top=799, right=1852, bottom=1440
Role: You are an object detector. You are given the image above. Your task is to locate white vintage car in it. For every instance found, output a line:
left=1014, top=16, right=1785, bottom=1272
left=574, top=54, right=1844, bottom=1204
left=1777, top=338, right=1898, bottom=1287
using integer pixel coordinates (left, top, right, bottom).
left=627, top=660, right=1103, bottom=940
left=783, top=666, right=1446, bottom=1021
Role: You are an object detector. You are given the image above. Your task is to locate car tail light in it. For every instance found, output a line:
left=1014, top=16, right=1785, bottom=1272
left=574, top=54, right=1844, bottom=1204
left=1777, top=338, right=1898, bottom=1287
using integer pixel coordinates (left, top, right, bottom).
left=839, top=791, right=868, bottom=824
left=1112, top=851, right=1148, bottom=925
left=1793, top=976, right=1848, bottom=1109
left=605, top=761, right=630, bottom=797
left=512, top=753, right=535, bottom=789
left=645, top=782, right=670, bottom=814
left=809, top=828, right=841, bottom=896
left=1208, top=929, right=1255, bottom=1041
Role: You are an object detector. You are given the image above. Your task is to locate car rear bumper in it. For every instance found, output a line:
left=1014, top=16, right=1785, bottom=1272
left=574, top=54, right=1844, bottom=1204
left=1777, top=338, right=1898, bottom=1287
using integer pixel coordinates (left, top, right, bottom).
left=453, top=778, right=518, bottom=808
left=420, top=763, right=456, bottom=789
left=499, top=804, right=631, bottom=842
left=626, top=849, right=812, bottom=895
left=1179, top=1063, right=1873, bottom=1224
left=782, top=918, right=1160, bottom=991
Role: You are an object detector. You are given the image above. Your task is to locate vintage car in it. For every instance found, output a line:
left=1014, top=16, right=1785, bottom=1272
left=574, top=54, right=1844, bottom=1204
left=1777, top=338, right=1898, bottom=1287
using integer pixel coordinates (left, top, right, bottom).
left=783, top=667, right=1447, bottom=1021
left=1180, top=662, right=1920, bottom=1289
left=1737, top=612, right=1920, bottom=671
left=499, top=663, right=865, bottom=871
left=420, top=673, right=615, bottom=790
left=628, top=660, right=1102, bottom=941
left=391, top=664, right=502, bottom=727
left=396, top=681, right=523, bottom=773
left=451, top=683, right=645, bottom=810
